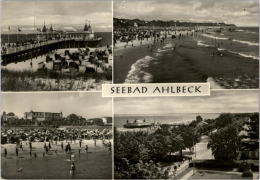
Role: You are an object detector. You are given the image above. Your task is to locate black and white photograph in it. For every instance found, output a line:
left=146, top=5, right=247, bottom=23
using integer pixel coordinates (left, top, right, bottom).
left=114, top=90, right=259, bottom=179
left=1, top=92, right=112, bottom=179
left=1, top=0, right=112, bottom=91
left=0, top=0, right=259, bottom=179
left=113, top=0, right=259, bottom=89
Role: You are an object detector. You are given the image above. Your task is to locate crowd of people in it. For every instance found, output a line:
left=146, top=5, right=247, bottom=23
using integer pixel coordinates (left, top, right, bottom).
left=1, top=36, right=60, bottom=55
left=113, top=27, right=203, bottom=49
left=2, top=127, right=112, bottom=176
left=115, top=27, right=201, bottom=40
left=1, top=127, right=112, bottom=144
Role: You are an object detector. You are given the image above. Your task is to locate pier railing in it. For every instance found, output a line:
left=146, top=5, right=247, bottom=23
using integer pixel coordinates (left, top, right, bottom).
left=1, top=37, right=100, bottom=55
left=2, top=39, right=71, bottom=55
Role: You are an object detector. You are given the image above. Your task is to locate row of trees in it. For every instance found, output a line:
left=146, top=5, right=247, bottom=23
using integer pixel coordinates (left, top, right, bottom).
left=114, top=121, right=201, bottom=179
left=2, top=113, right=106, bottom=127
left=114, top=18, right=235, bottom=29
left=115, top=113, right=259, bottom=178
left=207, top=113, right=259, bottom=160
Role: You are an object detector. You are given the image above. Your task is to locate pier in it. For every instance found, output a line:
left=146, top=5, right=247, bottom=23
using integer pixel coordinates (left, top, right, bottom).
left=1, top=38, right=101, bottom=65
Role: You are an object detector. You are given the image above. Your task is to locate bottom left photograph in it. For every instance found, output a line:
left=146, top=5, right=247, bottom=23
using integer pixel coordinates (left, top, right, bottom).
left=1, top=92, right=112, bottom=179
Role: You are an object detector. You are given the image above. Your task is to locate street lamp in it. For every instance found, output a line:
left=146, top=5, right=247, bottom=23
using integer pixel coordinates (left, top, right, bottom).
left=192, top=133, right=197, bottom=175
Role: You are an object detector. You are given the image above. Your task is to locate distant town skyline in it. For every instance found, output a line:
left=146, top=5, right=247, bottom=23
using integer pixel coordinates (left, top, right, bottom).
left=1, top=0, right=112, bottom=32
left=114, top=0, right=259, bottom=27
left=1, top=92, right=112, bottom=119
left=115, top=90, right=259, bottom=115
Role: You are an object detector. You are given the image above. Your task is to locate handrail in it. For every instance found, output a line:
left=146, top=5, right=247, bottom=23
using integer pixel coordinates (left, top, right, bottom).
left=1, top=37, right=101, bottom=55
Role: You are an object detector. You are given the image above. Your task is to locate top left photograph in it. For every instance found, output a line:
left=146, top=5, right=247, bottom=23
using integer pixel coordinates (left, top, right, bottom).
left=1, top=0, right=112, bottom=92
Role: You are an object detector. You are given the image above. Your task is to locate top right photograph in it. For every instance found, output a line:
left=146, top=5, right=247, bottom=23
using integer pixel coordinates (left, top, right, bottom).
left=113, top=0, right=259, bottom=89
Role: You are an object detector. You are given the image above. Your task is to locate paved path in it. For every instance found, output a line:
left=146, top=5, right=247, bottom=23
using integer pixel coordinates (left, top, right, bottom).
left=193, top=135, right=214, bottom=160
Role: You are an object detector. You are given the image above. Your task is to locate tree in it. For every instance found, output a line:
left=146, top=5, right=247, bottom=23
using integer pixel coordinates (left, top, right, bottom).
left=215, top=113, right=234, bottom=129
left=207, top=125, right=241, bottom=160
left=248, top=113, right=259, bottom=139
left=147, top=133, right=169, bottom=161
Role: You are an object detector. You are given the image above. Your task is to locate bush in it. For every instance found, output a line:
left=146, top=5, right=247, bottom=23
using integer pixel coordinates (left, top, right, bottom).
left=189, top=160, right=238, bottom=170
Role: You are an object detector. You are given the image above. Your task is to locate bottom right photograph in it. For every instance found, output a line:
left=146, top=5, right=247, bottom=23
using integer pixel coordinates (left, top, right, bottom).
left=114, top=90, right=259, bottom=179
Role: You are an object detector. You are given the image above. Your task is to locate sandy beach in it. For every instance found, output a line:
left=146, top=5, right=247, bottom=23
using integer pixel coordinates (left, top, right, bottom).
left=1, top=139, right=112, bottom=179
left=114, top=33, right=259, bottom=89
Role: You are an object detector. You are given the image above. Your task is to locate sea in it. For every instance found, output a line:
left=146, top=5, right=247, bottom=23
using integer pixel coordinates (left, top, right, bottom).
left=197, top=27, right=259, bottom=60
left=115, top=27, right=259, bottom=84
left=1, top=32, right=112, bottom=46
left=114, top=113, right=220, bottom=130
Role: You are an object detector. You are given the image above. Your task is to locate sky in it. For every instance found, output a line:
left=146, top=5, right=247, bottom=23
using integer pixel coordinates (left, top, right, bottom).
left=114, top=0, right=259, bottom=27
left=1, top=0, right=112, bottom=32
left=1, top=92, right=112, bottom=119
left=115, top=90, right=259, bottom=115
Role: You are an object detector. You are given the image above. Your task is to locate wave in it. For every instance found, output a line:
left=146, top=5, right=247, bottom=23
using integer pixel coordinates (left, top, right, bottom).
left=202, top=33, right=228, bottom=40
left=156, top=48, right=167, bottom=53
left=125, top=56, right=155, bottom=83
left=154, top=52, right=162, bottom=57
left=217, top=47, right=259, bottom=60
left=237, top=52, right=259, bottom=60
left=247, top=31, right=258, bottom=34
left=163, top=43, right=173, bottom=49
left=207, top=77, right=223, bottom=89
left=232, top=39, right=258, bottom=46
left=217, top=48, right=226, bottom=51
left=237, top=29, right=258, bottom=34
left=197, top=40, right=211, bottom=47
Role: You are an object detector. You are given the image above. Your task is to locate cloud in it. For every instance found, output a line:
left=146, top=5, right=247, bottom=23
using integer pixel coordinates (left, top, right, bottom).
left=114, top=90, right=259, bottom=115
left=114, top=0, right=259, bottom=26
left=1, top=92, right=112, bottom=119
left=1, top=0, right=112, bottom=31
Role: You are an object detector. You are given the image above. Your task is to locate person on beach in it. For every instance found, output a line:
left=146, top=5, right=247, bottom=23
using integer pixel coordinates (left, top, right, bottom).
left=61, top=142, right=64, bottom=150
left=67, top=143, right=71, bottom=153
left=20, top=142, right=23, bottom=151
left=85, top=145, right=88, bottom=153
left=172, top=43, right=176, bottom=51
left=4, top=148, right=7, bottom=157
left=34, top=153, right=37, bottom=159
left=79, top=140, right=82, bottom=148
left=16, top=147, right=19, bottom=156
left=94, top=139, right=97, bottom=146
left=164, top=167, right=171, bottom=179
left=108, top=142, right=112, bottom=152
left=70, top=162, right=76, bottom=176
left=48, top=142, right=51, bottom=149
left=65, top=145, right=68, bottom=153
left=29, top=141, right=32, bottom=150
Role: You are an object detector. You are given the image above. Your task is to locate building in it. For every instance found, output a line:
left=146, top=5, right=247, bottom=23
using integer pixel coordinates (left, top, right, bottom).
left=86, top=117, right=112, bottom=126
left=24, top=110, right=63, bottom=121
left=102, top=117, right=112, bottom=126
left=1, top=111, right=18, bottom=122
left=37, top=21, right=95, bottom=40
